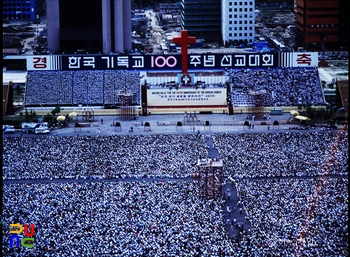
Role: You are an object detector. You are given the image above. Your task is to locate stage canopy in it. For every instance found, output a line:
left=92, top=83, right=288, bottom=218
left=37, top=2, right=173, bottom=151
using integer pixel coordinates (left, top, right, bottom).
left=295, top=115, right=311, bottom=121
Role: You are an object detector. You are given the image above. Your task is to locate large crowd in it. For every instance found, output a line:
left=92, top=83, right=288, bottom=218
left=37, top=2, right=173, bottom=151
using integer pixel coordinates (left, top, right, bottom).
left=235, top=177, right=348, bottom=257
left=2, top=178, right=347, bottom=256
left=3, top=134, right=208, bottom=180
left=213, top=130, right=348, bottom=178
left=2, top=131, right=348, bottom=256
left=24, top=67, right=325, bottom=108
left=227, top=67, right=325, bottom=107
left=3, top=180, right=233, bottom=256
left=25, top=70, right=141, bottom=106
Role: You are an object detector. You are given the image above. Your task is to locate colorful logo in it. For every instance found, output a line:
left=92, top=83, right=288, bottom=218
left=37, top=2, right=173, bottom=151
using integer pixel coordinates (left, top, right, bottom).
left=9, top=223, right=35, bottom=248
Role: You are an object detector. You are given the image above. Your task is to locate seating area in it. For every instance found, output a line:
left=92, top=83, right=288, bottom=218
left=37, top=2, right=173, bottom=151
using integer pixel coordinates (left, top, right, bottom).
left=23, top=67, right=326, bottom=110
left=228, top=67, right=325, bottom=107
left=24, top=70, right=141, bottom=106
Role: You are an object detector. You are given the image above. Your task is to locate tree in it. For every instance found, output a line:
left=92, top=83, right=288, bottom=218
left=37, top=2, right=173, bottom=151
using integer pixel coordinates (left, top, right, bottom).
left=32, top=110, right=37, bottom=120
left=13, top=84, right=24, bottom=105
left=306, top=104, right=315, bottom=119
left=24, top=109, right=30, bottom=122
left=51, top=106, right=61, bottom=116
left=43, top=113, right=55, bottom=126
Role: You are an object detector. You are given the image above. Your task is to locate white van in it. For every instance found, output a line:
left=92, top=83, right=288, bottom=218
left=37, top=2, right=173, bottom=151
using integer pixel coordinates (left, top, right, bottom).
left=35, top=127, right=50, bottom=134
left=3, top=125, right=16, bottom=133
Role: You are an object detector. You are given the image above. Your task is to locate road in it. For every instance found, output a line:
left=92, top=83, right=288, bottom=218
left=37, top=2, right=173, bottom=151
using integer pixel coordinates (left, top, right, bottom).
left=144, top=9, right=181, bottom=54
left=3, top=112, right=335, bottom=139
left=3, top=20, right=46, bottom=54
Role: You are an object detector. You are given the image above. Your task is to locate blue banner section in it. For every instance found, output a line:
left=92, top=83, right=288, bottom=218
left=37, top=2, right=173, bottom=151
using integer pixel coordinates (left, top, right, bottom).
left=42, top=53, right=278, bottom=71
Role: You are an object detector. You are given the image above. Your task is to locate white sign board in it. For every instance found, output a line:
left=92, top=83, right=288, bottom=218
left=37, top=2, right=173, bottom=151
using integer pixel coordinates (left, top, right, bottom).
left=147, top=88, right=227, bottom=107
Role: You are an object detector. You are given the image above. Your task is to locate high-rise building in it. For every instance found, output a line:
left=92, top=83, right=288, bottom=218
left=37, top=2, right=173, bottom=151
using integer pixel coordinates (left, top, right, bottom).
left=3, top=0, right=44, bottom=20
left=294, top=0, right=341, bottom=51
left=338, top=0, right=349, bottom=50
left=47, top=0, right=131, bottom=54
left=221, top=0, right=255, bottom=46
left=180, top=0, right=222, bottom=42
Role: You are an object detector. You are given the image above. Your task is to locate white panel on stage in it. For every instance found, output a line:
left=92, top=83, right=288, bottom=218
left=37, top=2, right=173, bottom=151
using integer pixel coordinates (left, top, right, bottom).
left=147, top=88, right=227, bottom=107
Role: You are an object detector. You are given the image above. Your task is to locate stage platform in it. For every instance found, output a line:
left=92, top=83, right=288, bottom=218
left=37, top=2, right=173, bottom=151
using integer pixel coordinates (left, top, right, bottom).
left=14, top=106, right=325, bottom=117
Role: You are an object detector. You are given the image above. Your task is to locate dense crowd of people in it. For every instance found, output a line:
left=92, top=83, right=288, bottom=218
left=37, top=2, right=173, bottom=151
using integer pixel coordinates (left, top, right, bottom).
left=2, top=131, right=348, bottom=256
left=213, top=130, right=348, bottom=178
left=235, top=177, right=348, bottom=257
left=3, top=180, right=234, bottom=256
left=25, top=70, right=140, bottom=106
left=3, top=134, right=208, bottom=180
left=24, top=67, right=325, bottom=108
left=2, top=177, right=347, bottom=256
left=227, top=67, right=325, bottom=107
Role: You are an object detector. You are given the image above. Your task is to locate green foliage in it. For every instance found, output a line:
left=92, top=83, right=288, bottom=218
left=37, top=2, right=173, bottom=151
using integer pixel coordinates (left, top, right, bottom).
left=24, top=109, right=30, bottom=122
left=3, top=110, right=39, bottom=128
left=43, top=113, right=55, bottom=125
left=305, top=104, right=314, bottom=118
left=51, top=106, right=61, bottom=115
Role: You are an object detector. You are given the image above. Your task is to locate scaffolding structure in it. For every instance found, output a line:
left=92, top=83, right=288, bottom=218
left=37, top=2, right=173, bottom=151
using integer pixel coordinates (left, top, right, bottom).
left=197, top=158, right=223, bottom=200
left=82, top=109, right=94, bottom=122
left=184, top=112, right=198, bottom=122
left=118, top=93, right=137, bottom=120
left=247, top=90, right=266, bottom=120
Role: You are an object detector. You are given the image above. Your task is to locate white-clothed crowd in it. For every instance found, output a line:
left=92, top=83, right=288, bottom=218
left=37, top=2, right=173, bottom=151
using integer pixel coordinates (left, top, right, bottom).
left=2, top=178, right=347, bottom=256
left=2, top=131, right=348, bottom=256
left=213, top=130, right=348, bottom=178
left=3, top=134, right=208, bottom=180
left=25, top=70, right=140, bottom=106
left=228, top=67, right=325, bottom=107
left=3, top=181, right=234, bottom=257
left=235, top=177, right=348, bottom=257
left=24, top=67, right=324, bottom=108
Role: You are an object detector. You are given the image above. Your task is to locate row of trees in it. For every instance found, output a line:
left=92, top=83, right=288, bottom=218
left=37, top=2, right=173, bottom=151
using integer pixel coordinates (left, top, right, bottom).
left=3, top=106, right=65, bottom=128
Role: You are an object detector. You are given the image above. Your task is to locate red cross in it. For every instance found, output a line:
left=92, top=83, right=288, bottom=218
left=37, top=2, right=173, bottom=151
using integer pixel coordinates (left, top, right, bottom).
left=173, top=30, right=196, bottom=73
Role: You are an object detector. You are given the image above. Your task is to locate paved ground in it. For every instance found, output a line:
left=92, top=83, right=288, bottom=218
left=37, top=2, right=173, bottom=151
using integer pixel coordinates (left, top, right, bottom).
left=4, top=112, right=317, bottom=138
left=204, top=135, right=251, bottom=238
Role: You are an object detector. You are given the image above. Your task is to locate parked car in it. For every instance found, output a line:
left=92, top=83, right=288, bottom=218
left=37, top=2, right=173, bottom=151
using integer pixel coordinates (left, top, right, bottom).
left=35, top=127, right=50, bottom=134
left=3, top=125, right=16, bottom=133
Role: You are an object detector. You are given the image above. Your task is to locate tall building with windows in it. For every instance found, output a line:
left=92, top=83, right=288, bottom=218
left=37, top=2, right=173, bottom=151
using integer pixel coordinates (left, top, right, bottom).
left=47, top=0, right=131, bottom=54
left=294, top=0, right=341, bottom=51
left=180, top=0, right=222, bottom=42
left=221, top=0, right=255, bottom=46
left=3, top=0, right=45, bottom=20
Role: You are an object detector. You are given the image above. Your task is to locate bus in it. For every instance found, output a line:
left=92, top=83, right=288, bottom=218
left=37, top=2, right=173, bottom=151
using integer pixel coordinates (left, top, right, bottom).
left=22, top=122, right=49, bottom=133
